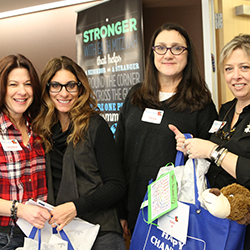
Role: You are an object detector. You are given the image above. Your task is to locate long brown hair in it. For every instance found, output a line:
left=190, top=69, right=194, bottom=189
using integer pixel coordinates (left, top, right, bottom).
left=0, top=54, right=41, bottom=121
left=132, top=23, right=212, bottom=112
left=33, top=56, right=100, bottom=152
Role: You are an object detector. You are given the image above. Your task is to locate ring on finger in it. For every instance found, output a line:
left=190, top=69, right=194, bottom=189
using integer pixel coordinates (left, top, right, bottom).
left=187, top=149, right=191, bottom=155
left=54, top=222, right=59, bottom=227
left=182, top=141, right=186, bottom=149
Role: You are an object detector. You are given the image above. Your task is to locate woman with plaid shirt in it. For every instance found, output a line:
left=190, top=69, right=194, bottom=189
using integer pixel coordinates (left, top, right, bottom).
left=0, top=54, right=50, bottom=249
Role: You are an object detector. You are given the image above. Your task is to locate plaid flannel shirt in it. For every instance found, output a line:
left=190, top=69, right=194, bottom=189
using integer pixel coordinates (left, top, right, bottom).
left=0, top=112, right=47, bottom=226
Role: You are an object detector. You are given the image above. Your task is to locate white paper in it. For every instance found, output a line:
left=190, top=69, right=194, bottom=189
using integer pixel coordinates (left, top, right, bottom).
left=16, top=199, right=54, bottom=241
left=16, top=199, right=100, bottom=249
left=158, top=201, right=190, bottom=244
left=17, top=235, right=68, bottom=250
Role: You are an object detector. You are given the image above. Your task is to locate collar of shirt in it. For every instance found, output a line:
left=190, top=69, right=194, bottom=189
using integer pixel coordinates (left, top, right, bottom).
left=0, top=112, right=32, bottom=136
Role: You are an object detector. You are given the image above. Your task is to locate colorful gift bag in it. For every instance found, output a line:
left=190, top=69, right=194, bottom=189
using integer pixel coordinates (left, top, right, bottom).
left=130, top=134, right=246, bottom=250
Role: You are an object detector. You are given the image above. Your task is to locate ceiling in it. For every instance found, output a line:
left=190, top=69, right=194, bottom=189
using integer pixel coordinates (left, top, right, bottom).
left=0, top=0, right=198, bottom=13
left=0, top=0, right=59, bottom=12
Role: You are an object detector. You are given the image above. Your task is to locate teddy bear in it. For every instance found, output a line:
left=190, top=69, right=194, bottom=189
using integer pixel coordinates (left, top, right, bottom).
left=200, top=183, right=250, bottom=225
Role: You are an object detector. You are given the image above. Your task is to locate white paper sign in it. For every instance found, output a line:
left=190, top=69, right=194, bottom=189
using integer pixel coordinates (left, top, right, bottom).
left=158, top=201, right=190, bottom=244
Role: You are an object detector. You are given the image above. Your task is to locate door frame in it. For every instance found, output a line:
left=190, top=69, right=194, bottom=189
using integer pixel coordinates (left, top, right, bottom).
left=201, top=0, right=218, bottom=108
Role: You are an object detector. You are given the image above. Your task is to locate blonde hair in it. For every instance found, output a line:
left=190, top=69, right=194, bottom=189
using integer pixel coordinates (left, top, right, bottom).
left=219, top=34, right=250, bottom=70
left=33, top=56, right=100, bottom=152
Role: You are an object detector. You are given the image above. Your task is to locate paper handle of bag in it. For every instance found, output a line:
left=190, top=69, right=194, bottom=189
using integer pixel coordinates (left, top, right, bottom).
left=29, top=227, right=41, bottom=250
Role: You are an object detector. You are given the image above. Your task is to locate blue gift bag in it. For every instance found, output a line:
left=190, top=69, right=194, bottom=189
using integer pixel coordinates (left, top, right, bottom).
left=130, top=134, right=246, bottom=250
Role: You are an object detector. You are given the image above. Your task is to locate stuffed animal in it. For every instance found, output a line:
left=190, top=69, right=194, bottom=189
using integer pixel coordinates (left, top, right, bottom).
left=200, top=183, right=250, bottom=224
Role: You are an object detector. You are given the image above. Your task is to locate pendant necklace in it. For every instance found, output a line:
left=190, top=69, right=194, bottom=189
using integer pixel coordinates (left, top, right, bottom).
left=235, top=109, right=241, bottom=115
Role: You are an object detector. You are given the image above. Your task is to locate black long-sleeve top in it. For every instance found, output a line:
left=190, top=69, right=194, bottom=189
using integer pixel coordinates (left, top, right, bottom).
left=46, top=114, right=125, bottom=233
left=115, top=84, right=218, bottom=230
left=208, top=98, right=250, bottom=190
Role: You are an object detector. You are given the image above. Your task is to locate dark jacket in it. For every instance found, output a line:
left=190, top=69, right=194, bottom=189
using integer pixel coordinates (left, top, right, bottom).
left=115, top=84, right=218, bottom=230
left=46, top=114, right=124, bottom=234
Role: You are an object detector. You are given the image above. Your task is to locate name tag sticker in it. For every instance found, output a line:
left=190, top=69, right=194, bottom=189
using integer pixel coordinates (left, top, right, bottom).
left=141, top=108, right=164, bottom=124
left=1, top=139, right=22, bottom=151
left=209, top=120, right=227, bottom=133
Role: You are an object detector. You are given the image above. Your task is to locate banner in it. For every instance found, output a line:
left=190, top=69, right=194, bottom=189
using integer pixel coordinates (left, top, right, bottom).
left=76, top=0, right=144, bottom=133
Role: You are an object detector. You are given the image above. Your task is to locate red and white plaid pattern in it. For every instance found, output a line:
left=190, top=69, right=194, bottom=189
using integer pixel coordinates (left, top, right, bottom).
left=0, top=112, right=47, bottom=226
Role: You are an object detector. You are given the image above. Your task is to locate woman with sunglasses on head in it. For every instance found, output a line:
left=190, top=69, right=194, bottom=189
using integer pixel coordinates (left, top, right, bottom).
left=115, top=23, right=218, bottom=235
left=32, top=56, right=126, bottom=250
left=170, top=34, right=250, bottom=250
left=0, top=54, right=50, bottom=249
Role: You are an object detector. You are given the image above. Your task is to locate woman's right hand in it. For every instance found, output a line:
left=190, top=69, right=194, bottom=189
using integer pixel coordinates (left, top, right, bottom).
left=120, top=219, right=129, bottom=240
left=17, top=203, right=51, bottom=229
left=169, top=124, right=189, bottom=155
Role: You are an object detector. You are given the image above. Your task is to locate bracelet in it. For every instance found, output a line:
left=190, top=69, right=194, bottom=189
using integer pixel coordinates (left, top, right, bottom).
left=210, top=145, right=223, bottom=163
left=216, top=148, right=228, bottom=167
left=10, top=200, right=19, bottom=221
left=211, top=146, right=227, bottom=166
left=209, top=145, right=218, bottom=158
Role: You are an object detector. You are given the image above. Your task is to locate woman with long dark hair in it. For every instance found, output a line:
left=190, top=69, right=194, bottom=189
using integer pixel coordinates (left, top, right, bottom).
left=115, top=23, right=218, bottom=235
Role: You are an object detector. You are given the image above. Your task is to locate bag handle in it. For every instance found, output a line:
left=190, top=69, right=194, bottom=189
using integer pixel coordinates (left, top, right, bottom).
left=29, top=226, right=74, bottom=250
left=29, top=227, right=41, bottom=250
left=174, top=133, right=192, bottom=166
left=174, top=133, right=201, bottom=210
left=53, top=227, right=74, bottom=250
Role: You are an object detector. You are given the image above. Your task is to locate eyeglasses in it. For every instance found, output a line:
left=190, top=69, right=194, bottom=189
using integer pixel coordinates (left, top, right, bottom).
left=215, top=127, right=236, bottom=140
left=47, top=81, right=81, bottom=93
left=152, top=45, right=188, bottom=55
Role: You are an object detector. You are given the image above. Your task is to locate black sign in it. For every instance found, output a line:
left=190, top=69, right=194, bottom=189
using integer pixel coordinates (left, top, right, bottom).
left=76, top=0, right=144, bottom=134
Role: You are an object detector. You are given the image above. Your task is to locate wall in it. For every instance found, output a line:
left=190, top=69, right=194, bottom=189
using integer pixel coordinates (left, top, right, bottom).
left=0, top=0, right=203, bottom=78
left=215, top=0, right=250, bottom=105
left=0, top=1, right=102, bottom=76
left=143, top=1, right=204, bottom=76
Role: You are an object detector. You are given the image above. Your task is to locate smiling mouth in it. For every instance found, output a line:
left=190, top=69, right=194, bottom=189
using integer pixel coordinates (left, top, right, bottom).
left=58, top=99, right=71, bottom=104
left=14, top=98, right=27, bottom=103
left=233, top=83, right=245, bottom=87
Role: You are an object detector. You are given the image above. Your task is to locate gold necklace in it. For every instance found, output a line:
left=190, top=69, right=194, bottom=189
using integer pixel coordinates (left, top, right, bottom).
left=235, top=107, right=242, bottom=115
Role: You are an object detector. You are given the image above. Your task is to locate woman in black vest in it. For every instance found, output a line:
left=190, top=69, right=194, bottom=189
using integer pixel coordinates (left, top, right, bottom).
left=33, top=56, right=126, bottom=250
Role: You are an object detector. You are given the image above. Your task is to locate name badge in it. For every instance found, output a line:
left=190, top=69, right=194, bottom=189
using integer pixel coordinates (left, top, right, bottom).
left=209, top=120, right=227, bottom=133
left=141, top=108, right=164, bottom=124
left=1, top=139, right=22, bottom=151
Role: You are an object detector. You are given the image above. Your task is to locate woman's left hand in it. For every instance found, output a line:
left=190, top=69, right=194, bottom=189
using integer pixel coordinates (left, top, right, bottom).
left=185, top=138, right=217, bottom=159
left=49, top=202, right=77, bottom=231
